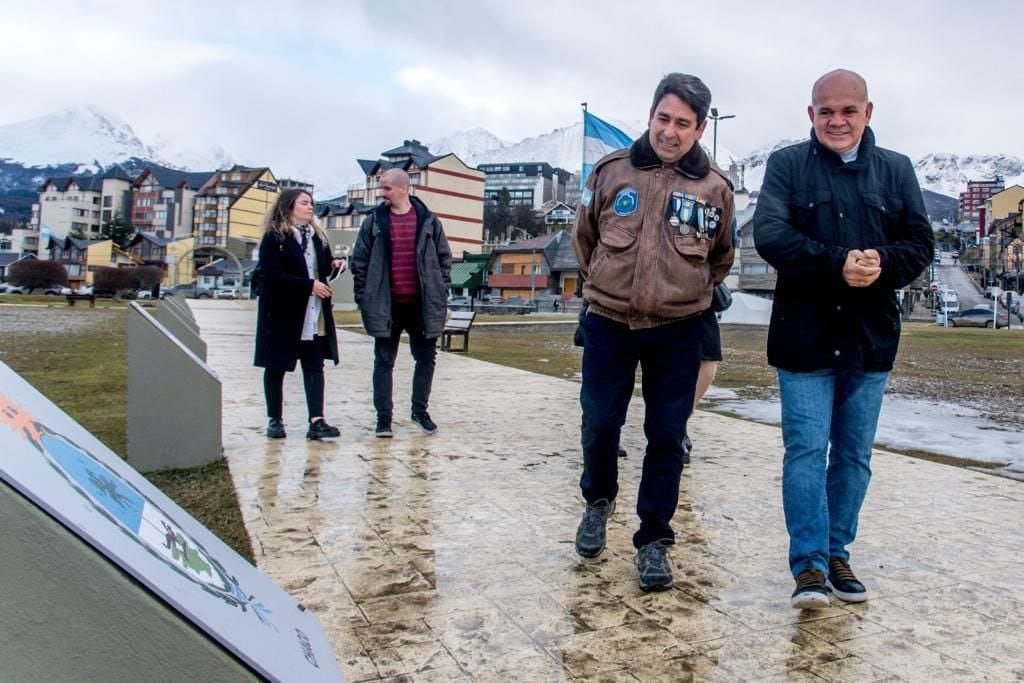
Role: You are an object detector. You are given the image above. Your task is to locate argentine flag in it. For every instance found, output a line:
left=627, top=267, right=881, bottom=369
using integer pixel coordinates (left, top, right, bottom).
left=581, top=111, right=633, bottom=190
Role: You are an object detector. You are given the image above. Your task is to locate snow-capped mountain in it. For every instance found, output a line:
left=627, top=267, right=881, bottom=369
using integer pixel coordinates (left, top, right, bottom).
left=431, top=122, right=1024, bottom=201
left=0, top=106, right=160, bottom=169
left=151, top=132, right=234, bottom=173
left=431, top=120, right=645, bottom=171
left=913, top=153, right=1024, bottom=198
left=730, top=138, right=806, bottom=192
left=429, top=128, right=508, bottom=166
left=0, top=104, right=236, bottom=175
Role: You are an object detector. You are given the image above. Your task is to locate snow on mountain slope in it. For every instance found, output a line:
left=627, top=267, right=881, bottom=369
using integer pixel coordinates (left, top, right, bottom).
left=0, top=105, right=159, bottom=167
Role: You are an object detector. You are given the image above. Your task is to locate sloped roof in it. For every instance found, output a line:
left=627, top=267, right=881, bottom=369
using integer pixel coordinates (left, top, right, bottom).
left=38, top=175, right=105, bottom=192
left=103, top=165, right=133, bottom=182
left=488, top=230, right=572, bottom=273
left=127, top=232, right=172, bottom=247
left=197, top=257, right=257, bottom=275
left=539, top=200, right=574, bottom=215
left=449, top=260, right=487, bottom=289
left=549, top=230, right=579, bottom=271
left=137, top=164, right=216, bottom=191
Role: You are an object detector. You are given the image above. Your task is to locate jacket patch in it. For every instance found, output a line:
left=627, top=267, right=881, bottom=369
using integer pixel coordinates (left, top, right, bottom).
left=613, top=188, right=639, bottom=216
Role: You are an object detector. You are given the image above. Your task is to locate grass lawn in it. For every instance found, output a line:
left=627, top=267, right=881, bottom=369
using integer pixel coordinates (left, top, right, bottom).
left=0, top=301, right=254, bottom=563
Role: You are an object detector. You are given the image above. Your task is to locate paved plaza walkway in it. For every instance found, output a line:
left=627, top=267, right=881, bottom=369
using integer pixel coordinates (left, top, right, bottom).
left=194, top=301, right=1024, bottom=682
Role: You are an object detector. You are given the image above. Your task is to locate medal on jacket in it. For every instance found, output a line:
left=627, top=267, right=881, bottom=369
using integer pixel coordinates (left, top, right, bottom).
left=696, top=204, right=723, bottom=240
left=667, top=192, right=698, bottom=235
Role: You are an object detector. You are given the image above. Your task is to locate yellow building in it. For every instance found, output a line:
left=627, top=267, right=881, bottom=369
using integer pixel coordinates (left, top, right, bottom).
left=192, top=166, right=279, bottom=268
left=46, top=237, right=143, bottom=287
left=356, top=140, right=485, bottom=253
left=984, top=185, right=1024, bottom=230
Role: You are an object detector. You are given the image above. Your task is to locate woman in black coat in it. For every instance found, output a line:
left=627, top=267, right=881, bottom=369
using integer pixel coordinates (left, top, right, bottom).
left=254, top=189, right=346, bottom=440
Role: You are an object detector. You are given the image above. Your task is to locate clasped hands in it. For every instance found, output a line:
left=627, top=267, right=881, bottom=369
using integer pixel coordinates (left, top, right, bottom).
left=843, top=249, right=881, bottom=288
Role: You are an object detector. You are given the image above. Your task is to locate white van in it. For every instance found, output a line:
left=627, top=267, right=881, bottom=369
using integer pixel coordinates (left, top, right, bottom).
left=938, top=289, right=959, bottom=314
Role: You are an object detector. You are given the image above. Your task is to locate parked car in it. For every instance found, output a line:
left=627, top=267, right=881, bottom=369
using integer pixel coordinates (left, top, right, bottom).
left=949, top=306, right=1010, bottom=329
left=505, top=296, right=527, bottom=306
left=0, top=283, right=28, bottom=294
left=215, top=287, right=239, bottom=299
left=40, top=286, right=71, bottom=295
left=76, top=285, right=94, bottom=295
left=447, top=295, right=472, bottom=307
left=485, top=295, right=504, bottom=304
left=164, top=284, right=213, bottom=299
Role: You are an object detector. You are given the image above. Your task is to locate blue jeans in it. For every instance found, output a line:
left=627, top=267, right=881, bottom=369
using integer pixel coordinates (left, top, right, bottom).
left=579, top=312, right=702, bottom=548
left=373, top=302, right=437, bottom=418
left=777, top=368, right=889, bottom=577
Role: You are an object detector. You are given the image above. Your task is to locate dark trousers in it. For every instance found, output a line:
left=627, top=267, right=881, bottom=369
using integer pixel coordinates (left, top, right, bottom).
left=373, top=301, right=437, bottom=419
left=579, top=312, right=703, bottom=548
left=264, top=337, right=327, bottom=422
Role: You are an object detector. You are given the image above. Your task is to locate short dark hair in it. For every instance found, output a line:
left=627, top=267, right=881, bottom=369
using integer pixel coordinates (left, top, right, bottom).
left=650, top=73, right=712, bottom=125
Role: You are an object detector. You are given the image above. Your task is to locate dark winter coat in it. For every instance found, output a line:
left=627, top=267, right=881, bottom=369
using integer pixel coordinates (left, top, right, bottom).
left=253, top=227, right=339, bottom=371
left=753, top=127, right=934, bottom=372
left=350, top=196, right=452, bottom=339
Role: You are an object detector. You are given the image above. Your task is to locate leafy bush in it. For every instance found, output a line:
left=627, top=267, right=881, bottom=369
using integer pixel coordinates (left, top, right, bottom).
left=92, top=266, right=136, bottom=292
left=7, top=260, right=68, bottom=290
left=92, top=265, right=165, bottom=293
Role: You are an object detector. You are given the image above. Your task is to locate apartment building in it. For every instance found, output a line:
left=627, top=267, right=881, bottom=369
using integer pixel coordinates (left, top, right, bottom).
left=31, top=168, right=133, bottom=252
left=354, top=139, right=485, bottom=253
left=479, top=162, right=571, bottom=210
left=959, top=178, right=1004, bottom=237
left=131, top=165, right=214, bottom=239
left=191, top=166, right=280, bottom=264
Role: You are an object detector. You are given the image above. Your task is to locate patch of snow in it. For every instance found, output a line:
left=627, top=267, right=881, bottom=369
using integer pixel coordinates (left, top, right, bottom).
left=703, top=388, right=1024, bottom=478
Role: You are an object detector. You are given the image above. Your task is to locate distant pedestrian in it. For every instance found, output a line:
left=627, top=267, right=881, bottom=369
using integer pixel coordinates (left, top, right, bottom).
left=351, top=169, right=452, bottom=438
left=754, top=69, right=933, bottom=609
left=254, top=189, right=347, bottom=441
left=572, top=73, right=735, bottom=592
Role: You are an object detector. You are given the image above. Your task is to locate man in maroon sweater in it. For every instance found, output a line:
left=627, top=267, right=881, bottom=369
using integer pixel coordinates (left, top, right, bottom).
left=351, top=169, right=453, bottom=437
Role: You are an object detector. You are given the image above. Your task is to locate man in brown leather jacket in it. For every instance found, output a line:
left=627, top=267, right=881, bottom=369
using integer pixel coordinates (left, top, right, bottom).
left=571, top=72, right=734, bottom=591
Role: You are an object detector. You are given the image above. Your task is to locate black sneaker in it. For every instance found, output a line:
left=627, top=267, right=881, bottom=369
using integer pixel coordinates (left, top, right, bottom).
left=411, top=412, right=438, bottom=435
left=828, top=557, right=868, bottom=603
left=375, top=416, right=393, bottom=438
left=682, top=434, right=692, bottom=465
left=306, top=418, right=340, bottom=440
left=636, top=540, right=674, bottom=591
left=617, top=447, right=628, bottom=458
left=575, top=499, right=615, bottom=558
left=791, top=568, right=830, bottom=609
left=267, top=418, right=286, bottom=439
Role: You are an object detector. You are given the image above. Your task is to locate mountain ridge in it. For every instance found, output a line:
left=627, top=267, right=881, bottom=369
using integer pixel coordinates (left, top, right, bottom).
left=4, top=107, right=1023, bottom=225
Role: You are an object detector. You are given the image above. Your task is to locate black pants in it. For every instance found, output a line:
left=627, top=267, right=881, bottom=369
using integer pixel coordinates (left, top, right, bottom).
left=579, top=312, right=703, bottom=548
left=373, top=302, right=437, bottom=419
left=264, top=337, right=327, bottom=421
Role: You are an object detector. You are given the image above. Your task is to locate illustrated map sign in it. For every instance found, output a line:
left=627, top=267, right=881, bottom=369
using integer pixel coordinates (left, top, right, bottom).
left=0, top=361, right=341, bottom=682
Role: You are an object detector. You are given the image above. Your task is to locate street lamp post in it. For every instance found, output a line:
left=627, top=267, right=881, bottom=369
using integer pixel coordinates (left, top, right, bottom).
left=1015, top=244, right=1022, bottom=294
left=708, top=107, right=736, bottom=164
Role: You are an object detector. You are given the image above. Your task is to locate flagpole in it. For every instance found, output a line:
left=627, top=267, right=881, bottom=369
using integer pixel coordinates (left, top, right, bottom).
left=580, top=103, right=588, bottom=190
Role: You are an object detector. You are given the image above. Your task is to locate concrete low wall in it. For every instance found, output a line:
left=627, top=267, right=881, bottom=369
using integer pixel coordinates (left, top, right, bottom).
left=0, top=481, right=255, bottom=681
left=127, top=303, right=221, bottom=472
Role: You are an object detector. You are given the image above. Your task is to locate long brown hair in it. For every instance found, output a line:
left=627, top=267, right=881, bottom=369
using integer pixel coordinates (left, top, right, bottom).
left=262, top=189, right=327, bottom=241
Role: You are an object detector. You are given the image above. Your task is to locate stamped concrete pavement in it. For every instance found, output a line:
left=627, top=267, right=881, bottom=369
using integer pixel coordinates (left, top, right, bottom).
left=195, top=301, right=1024, bottom=682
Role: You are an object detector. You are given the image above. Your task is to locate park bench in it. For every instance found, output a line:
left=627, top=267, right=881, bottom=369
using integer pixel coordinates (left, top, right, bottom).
left=441, top=311, right=476, bottom=352
left=65, top=293, right=96, bottom=308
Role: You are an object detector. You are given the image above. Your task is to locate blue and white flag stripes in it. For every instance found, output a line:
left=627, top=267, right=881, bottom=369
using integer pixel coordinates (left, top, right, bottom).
left=581, top=111, right=633, bottom=190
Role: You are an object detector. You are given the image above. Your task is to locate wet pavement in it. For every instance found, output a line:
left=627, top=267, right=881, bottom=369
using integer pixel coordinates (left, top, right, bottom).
left=195, top=301, right=1024, bottom=682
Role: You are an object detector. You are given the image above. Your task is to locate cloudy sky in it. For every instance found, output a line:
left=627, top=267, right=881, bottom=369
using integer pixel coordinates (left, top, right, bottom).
left=1, top=0, right=1020, bottom=189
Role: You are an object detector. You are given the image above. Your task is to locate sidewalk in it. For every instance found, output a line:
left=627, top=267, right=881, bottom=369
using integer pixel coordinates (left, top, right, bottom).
left=195, top=301, right=1024, bottom=681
